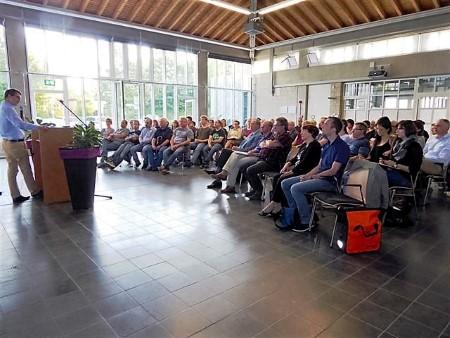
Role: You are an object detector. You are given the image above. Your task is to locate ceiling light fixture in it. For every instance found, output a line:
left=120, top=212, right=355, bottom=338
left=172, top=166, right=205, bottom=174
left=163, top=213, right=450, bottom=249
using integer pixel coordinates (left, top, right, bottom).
left=258, top=0, right=306, bottom=15
left=199, top=0, right=251, bottom=15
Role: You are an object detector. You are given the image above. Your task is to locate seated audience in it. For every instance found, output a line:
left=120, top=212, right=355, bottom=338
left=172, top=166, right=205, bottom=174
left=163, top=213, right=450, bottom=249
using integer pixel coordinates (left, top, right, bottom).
left=105, top=120, right=141, bottom=168
left=366, top=120, right=377, bottom=140
left=172, top=120, right=179, bottom=130
left=339, top=119, right=351, bottom=143
left=130, top=118, right=156, bottom=169
left=379, top=120, right=423, bottom=187
left=152, top=119, right=159, bottom=129
left=191, top=115, right=212, bottom=165
left=287, top=120, right=298, bottom=141
left=144, top=118, right=172, bottom=171
left=201, top=120, right=226, bottom=168
left=101, top=117, right=114, bottom=138
left=160, top=117, right=194, bottom=175
left=246, top=117, right=292, bottom=200
left=280, top=117, right=350, bottom=232
left=368, top=116, right=393, bottom=163
left=212, top=121, right=273, bottom=193
left=346, top=122, right=370, bottom=157
left=98, top=119, right=129, bottom=167
left=224, top=120, right=242, bottom=149
left=421, top=118, right=450, bottom=175
left=242, top=119, right=253, bottom=138
left=259, top=125, right=321, bottom=215
left=346, top=118, right=354, bottom=135
left=414, top=120, right=428, bottom=148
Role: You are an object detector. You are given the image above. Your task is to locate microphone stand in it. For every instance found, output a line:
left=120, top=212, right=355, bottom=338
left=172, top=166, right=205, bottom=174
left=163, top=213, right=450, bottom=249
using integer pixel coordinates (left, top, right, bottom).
left=57, top=100, right=112, bottom=202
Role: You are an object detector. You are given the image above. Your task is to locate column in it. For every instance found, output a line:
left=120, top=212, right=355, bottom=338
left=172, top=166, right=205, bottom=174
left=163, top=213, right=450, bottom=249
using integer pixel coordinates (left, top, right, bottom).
left=197, top=50, right=208, bottom=119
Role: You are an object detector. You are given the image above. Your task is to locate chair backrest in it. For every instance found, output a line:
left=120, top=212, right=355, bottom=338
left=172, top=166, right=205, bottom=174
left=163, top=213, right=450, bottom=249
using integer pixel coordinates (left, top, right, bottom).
left=286, top=146, right=300, bottom=162
left=342, top=167, right=370, bottom=204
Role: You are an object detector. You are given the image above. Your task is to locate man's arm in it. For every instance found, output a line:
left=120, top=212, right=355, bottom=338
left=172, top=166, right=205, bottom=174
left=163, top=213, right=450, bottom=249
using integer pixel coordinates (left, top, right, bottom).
left=5, top=107, right=38, bottom=131
left=211, top=136, right=224, bottom=144
left=302, top=162, right=321, bottom=180
left=311, top=161, right=342, bottom=179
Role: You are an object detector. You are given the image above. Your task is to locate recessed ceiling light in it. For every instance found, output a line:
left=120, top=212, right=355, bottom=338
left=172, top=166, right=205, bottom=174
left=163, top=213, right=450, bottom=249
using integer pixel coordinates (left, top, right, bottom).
left=258, top=0, right=306, bottom=15
left=199, top=0, right=251, bottom=15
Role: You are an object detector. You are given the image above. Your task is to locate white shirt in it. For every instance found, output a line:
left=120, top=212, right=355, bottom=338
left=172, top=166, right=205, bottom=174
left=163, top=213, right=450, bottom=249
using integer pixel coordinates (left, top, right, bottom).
left=423, top=133, right=450, bottom=164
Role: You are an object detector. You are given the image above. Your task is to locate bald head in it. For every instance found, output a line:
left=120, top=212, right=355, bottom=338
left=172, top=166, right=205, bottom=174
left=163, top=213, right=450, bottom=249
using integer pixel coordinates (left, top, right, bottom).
left=435, top=119, right=449, bottom=137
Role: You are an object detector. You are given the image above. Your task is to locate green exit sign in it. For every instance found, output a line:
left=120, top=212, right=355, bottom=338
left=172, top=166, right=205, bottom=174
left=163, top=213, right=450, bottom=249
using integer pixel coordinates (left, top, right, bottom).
left=44, top=79, right=55, bottom=86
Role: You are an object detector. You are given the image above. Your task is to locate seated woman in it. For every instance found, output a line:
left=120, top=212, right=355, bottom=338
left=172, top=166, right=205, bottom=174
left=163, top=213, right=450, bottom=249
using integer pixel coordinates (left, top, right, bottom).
left=368, top=116, right=393, bottom=163
left=258, top=125, right=321, bottom=216
left=379, top=120, right=423, bottom=187
left=224, top=120, right=242, bottom=149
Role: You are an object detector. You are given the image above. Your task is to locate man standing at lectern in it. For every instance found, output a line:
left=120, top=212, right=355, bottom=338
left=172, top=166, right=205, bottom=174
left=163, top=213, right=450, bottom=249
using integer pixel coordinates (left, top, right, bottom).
left=0, top=89, right=43, bottom=204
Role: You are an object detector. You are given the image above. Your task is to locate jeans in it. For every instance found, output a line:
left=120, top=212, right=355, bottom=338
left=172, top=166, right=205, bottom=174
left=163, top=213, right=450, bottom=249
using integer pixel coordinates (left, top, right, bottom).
left=386, top=168, right=412, bottom=187
left=163, top=146, right=189, bottom=168
left=144, top=145, right=168, bottom=169
left=111, top=141, right=134, bottom=166
left=202, top=144, right=223, bottom=164
left=191, top=143, right=208, bottom=165
left=282, top=177, right=337, bottom=224
left=100, top=139, right=123, bottom=161
left=246, top=160, right=277, bottom=195
left=130, top=143, right=148, bottom=166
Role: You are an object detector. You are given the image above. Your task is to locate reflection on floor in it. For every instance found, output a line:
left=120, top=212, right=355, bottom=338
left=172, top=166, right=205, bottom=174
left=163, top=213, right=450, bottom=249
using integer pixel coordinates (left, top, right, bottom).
left=0, top=161, right=449, bottom=338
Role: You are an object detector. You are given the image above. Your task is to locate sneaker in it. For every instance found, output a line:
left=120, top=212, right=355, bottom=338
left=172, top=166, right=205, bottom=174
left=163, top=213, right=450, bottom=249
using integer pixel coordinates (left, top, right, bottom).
left=134, top=161, right=141, bottom=168
left=248, top=192, right=262, bottom=201
left=105, top=160, right=116, bottom=169
left=212, top=172, right=227, bottom=180
left=207, top=180, right=222, bottom=189
left=291, top=223, right=310, bottom=233
left=204, top=168, right=218, bottom=175
left=13, top=195, right=30, bottom=204
left=220, top=186, right=236, bottom=194
left=244, top=190, right=256, bottom=197
left=160, top=168, right=170, bottom=175
left=97, top=162, right=107, bottom=168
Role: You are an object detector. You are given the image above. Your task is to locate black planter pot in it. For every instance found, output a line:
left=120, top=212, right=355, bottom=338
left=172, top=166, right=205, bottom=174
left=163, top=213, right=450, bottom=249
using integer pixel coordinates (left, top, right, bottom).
left=59, top=148, right=100, bottom=210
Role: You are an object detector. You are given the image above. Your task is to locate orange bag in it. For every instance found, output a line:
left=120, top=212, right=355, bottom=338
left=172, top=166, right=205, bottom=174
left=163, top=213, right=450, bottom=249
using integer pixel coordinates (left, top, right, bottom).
left=338, top=209, right=382, bottom=254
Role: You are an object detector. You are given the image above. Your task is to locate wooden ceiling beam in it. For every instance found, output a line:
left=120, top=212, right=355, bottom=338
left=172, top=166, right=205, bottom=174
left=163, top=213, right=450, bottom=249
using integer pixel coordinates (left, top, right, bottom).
left=112, top=1, right=128, bottom=19
left=260, top=33, right=275, bottom=44
left=211, top=13, right=242, bottom=39
left=333, top=0, right=357, bottom=25
left=301, top=2, right=331, bottom=31
left=168, top=1, right=199, bottom=31
left=202, top=10, right=236, bottom=37
left=370, top=0, right=386, bottom=20
left=349, top=0, right=370, bottom=23
left=271, top=11, right=306, bottom=36
left=263, top=15, right=296, bottom=39
left=79, top=0, right=90, bottom=12
left=315, top=0, right=343, bottom=29
left=179, top=4, right=211, bottom=32
left=98, top=0, right=111, bottom=16
left=410, top=0, right=421, bottom=12
left=191, top=6, right=224, bottom=35
left=431, top=0, right=440, bottom=8
left=288, top=10, right=318, bottom=34
left=391, top=0, right=403, bottom=15
left=63, top=0, right=71, bottom=9
left=230, top=32, right=247, bottom=44
left=155, top=0, right=181, bottom=27
left=262, top=23, right=285, bottom=41
left=129, top=0, right=147, bottom=22
left=220, top=17, right=248, bottom=41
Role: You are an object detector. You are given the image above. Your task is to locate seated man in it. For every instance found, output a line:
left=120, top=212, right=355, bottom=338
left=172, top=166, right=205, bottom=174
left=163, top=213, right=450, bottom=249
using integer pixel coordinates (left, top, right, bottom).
left=101, top=117, right=114, bottom=138
left=159, top=117, right=194, bottom=175
left=209, top=121, right=273, bottom=192
left=201, top=120, right=226, bottom=168
left=143, top=118, right=172, bottom=171
left=191, top=115, right=211, bottom=165
left=130, top=118, right=156, bottom=168
left=346, top=122, right=370, bottom=157
left=98, top=119, right=129, bottom=168
left=206, top=119, right=261, bottom=174
left=246, top=117, right=292, bottom=200
left=280, top=117, right=350, bottom=232
left=105, top=120, right=141, bottom=168
left=421, top=118, right=450, bottom=175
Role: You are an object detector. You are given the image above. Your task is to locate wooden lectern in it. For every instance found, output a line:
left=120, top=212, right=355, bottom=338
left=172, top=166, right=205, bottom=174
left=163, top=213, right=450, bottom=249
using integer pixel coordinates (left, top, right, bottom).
left=31, top=128, right=74, bottom=204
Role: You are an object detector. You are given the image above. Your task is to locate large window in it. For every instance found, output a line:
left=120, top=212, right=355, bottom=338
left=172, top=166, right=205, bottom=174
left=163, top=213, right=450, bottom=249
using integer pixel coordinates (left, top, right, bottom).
left=25, top=26, right=198, bottom=127
left=0, top=24, right=9, bottom=96
left=208, top=58, right=252, bottom=123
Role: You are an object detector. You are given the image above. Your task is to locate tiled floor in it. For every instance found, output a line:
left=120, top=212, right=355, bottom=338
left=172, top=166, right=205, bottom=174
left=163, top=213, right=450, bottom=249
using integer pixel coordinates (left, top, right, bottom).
left=0, top=160, right=449, bottom=338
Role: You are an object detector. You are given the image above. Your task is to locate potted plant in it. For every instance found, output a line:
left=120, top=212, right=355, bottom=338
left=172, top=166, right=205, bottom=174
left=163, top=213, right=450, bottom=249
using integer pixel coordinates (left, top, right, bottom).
left=59, top=123, right=101, bottom=210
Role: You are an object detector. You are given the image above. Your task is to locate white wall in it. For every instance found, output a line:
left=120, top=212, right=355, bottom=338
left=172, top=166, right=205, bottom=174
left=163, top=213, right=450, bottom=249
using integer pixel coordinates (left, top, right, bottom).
left=307, top=84, right=331, bottom=120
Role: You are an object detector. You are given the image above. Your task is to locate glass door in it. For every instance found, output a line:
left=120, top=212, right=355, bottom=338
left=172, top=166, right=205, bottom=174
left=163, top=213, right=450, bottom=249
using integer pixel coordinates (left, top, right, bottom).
left=123, top=82, right=141, bottom=122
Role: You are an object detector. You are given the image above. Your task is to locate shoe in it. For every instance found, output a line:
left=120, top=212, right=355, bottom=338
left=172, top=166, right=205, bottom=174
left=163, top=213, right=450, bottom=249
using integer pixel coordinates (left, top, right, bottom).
left=248, top=192, right=262, bottom=201
left=244, top=190, right=255, bottom=197
left=258, top=211, right=272, bottom=217
left=160, top=168, right=170, bottom=175
left=145, top=166, right=153, bottom=171
left=32, top=191, right=43, bottom=199
left=105, top=160, right=116, bottom=169
left=212, top=173, right=227, bottom=180
left=204, top=169, right=218, bottom=175
left=220, top=186, right=236, bottom=194
left=134, top=162, right=141, bottom=168
left=13, top=195, right=30, bottom=204
left=207, top=180, right=222, bottom=189
left=291, top=223, right=310, bottom=233
left=97, top=162, right=107, bottom=168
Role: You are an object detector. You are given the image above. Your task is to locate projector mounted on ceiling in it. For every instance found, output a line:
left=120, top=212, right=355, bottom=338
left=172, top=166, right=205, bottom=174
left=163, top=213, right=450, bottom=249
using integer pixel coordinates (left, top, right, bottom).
left=244, top=15, right=264, bottom=35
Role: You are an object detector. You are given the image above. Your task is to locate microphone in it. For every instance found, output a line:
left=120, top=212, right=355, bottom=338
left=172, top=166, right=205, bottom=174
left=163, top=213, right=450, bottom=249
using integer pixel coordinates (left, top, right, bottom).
left=57, top=99, right=87, bottom=127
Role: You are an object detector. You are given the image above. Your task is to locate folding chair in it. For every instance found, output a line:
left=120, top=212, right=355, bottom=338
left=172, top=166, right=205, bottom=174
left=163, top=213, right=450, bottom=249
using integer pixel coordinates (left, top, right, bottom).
left=423, top=163, right=448, bottom=206
left=389, top=173, right=419, bottom=216
left=308, top=167, right=369, bottom=247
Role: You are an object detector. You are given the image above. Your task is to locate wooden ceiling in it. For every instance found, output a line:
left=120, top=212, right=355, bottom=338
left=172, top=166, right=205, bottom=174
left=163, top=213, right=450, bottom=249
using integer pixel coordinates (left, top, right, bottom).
left=24, top=0, right=449, bottom=47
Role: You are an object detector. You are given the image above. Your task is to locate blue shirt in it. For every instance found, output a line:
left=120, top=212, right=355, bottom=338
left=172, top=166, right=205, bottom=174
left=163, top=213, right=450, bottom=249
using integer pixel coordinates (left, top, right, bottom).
left=0, top=101, right=38, bottom=140
left=319, top=136, right=350, bottom=181
left=238, top=129, right=263, bottom=152
left=346, top=136, right=370, bottom=157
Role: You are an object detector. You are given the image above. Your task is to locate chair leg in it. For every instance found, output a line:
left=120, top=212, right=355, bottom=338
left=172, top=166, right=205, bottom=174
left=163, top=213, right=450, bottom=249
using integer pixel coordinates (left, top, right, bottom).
left=424, top=177, right=433, bottom=206
left=330, top=213, right=339, bottom=248
left=308, top=198, right=317, bottom=231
